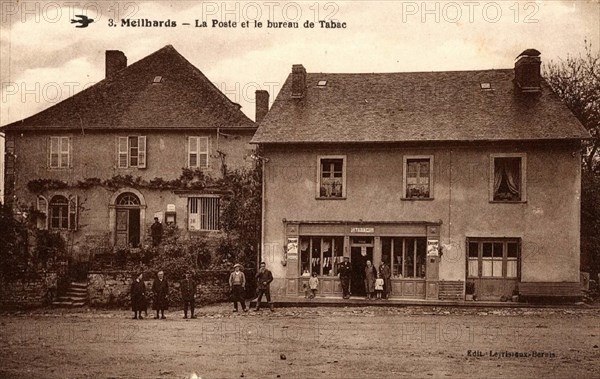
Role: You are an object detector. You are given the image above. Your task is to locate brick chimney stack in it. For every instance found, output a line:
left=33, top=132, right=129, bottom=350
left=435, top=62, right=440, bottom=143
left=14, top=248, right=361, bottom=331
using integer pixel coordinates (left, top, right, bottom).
left=255, top=90, right=269, bottom=123
left=105, top=50, right=127, bottom=79
left=291, top=64, right=307, bottom=98
left=514, top=48, right=541, bottom=93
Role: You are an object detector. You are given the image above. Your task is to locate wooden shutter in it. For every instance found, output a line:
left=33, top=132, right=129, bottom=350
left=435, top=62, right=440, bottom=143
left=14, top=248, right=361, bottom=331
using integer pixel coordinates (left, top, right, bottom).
left=137, top=136, right=146, bottom=168
left=188, top=197, right=200, bottom=230
left=199, top=137, right=209, bottom=168
left=188, top=137, right=199, bottom=168
left=49, top=137, right=59, bottom=168
left=68, top=195, right=78, bottom=231
left=37, top=196, right=48, bottom=229
left=60, top=137, right=70, bottom=168
left=118, top=137, right=128, bottom=168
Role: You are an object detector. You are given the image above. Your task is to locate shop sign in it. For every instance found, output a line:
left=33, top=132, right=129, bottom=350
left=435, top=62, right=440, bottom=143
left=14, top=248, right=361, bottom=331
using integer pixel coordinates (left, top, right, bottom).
left=427, top=239, right=439, bottom=257
left=287, top=237, right=298, bottom=260
left=350, top=227, right=374, bottom=233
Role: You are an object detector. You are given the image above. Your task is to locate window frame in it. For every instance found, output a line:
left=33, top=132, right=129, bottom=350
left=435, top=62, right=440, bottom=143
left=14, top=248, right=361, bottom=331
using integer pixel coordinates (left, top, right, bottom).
left=316, top=155, right=347, bottom=199
left=402, top=155, right=434, bottom=200
left=48, top=136, right=71, bottom=169
left=117, top=136, right=147, bottom=169
left=188, top=136, right=210, bottom=169
left=466, top=238, right=521, bottom=279
left=188, top=195, right=220, bottom=232
left=489, top=153, right=527, bottom=203
left=46, top=194, right=78, bottom=231
left=381, top=237, right=427, bottom=279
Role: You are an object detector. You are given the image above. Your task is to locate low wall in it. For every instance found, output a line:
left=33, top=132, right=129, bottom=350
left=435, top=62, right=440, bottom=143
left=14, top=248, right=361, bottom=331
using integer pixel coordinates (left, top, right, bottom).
left=87, top=270, right=254, bottom=308
left=0, top=272, right=58, bottom=309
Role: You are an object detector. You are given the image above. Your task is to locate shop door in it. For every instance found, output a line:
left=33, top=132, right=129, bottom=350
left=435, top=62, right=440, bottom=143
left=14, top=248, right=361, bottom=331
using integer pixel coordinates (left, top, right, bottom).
left=350, top=237, right=374, bottom=296
left=115, top=208, right=141, bottom=247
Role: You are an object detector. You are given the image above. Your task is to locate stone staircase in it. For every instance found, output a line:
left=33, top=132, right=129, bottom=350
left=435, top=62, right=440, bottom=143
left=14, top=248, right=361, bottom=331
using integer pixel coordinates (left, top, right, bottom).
left=52, top=281, right=88, bottom=307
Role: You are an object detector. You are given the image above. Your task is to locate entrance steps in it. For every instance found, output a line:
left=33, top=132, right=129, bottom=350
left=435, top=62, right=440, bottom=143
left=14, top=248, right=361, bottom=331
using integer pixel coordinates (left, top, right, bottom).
left=52, top=282, right=88, bottom=307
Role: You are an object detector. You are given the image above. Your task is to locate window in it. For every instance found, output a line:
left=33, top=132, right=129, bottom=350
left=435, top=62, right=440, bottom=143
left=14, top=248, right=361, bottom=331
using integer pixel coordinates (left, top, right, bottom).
left=491, top=154, right=526, bottom=202
left=188, top=137, right=209, bottom=168
left=118, top=136, right=146, bottom=168
left=188, top=196, right=219, bottom=231
left=403, top=156, right=433, bottom=199
left=318, top=156, right=346, bottom=198
left=43, top=195, right=78, bottom=230
left=49, top=137, right=70, bottom=168
left=299, top=236, right=344, bottom=276
left=381, top=237, right=426, bottom=278
left=467, top=239, right=520, bottom=279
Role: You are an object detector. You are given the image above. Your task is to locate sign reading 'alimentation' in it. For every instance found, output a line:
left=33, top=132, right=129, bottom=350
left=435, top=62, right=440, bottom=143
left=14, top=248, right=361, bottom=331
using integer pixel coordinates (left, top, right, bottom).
left=350, top=227, right=375, bottom=233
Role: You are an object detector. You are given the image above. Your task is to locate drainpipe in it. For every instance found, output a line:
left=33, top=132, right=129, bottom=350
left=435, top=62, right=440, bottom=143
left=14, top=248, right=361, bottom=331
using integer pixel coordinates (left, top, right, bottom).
left=260, top=155, right=265, bottom=270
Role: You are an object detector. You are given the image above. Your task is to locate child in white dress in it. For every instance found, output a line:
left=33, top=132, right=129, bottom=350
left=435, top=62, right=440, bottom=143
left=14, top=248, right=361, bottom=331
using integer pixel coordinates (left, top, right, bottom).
left=375, top=273, right=384, bottom=300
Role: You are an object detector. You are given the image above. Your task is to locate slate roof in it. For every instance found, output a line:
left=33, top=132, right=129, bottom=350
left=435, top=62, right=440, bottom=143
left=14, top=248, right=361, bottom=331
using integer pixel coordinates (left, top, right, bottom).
left=1, top=45, right=255, bottom=131
left=251, top=69, right=589, bottom=144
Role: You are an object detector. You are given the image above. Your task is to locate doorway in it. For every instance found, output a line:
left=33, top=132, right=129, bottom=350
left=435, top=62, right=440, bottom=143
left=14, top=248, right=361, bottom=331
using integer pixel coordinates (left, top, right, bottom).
left=350, top=237, right=374, bottom=296
left=115, top=192, right=141, bottom=248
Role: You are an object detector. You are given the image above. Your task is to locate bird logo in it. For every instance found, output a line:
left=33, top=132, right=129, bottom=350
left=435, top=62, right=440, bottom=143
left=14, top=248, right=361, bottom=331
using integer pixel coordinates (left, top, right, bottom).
left=71, top=15, right=94, bottom=28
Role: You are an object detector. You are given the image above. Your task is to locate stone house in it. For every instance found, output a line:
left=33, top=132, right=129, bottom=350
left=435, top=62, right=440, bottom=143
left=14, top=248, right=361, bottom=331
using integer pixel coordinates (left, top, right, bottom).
left=1, top=45, right=264, bottom=259
left=251, top=49, right=590, bottom=301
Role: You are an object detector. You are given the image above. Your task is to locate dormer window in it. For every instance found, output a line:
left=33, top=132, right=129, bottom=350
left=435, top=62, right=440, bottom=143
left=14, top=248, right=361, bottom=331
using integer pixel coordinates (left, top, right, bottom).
left=153, top=76, right=163, bottom=84
left=317, top=80, right=327, bottom=87
left=480, top=82, right=492, bottom=90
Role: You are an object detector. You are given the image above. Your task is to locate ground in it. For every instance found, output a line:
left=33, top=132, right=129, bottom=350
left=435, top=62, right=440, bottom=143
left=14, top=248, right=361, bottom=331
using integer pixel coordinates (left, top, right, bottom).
left=1, top=305, right=599, bottom=379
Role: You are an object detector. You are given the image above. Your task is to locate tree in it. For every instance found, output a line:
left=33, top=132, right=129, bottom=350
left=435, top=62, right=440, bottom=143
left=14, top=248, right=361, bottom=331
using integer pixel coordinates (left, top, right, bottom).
left=545, top=41, right=600, bottom=278
left=545, top=40, right=600, bottom=173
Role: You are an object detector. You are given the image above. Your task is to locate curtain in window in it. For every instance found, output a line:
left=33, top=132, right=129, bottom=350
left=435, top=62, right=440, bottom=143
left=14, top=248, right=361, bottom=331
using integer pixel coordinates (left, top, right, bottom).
left=504, top=161, right=520, bottom=195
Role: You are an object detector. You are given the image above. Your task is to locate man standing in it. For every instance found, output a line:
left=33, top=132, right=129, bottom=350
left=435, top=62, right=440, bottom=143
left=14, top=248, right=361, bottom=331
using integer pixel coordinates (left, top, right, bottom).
left=229, top=264, right=247, bottom=312
left=180, top=271, right=197, bottom=319
left=152, top=270, right=169, bottom=319
left=379, top=261, right=392, bottom=299
left=150, top=217, right=163, bottom=246
left=254, top=262, right=274, bottom=311
left=338, top=256, right=352, bottom=299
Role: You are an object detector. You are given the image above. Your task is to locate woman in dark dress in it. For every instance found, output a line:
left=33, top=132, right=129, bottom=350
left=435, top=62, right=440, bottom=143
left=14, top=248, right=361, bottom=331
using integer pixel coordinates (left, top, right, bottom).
left=131, top=273, right=146, bottom=319
left=152, top=270, right=169, bottom=319
left=364, top=260, right=377, bottom=300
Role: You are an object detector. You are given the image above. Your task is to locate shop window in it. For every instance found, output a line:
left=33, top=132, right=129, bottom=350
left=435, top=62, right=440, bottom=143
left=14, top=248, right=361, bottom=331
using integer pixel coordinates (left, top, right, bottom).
left=381, top=237, right=426, bottom=278
left=318, top=156, right=346, bottom=198
left=467, top=239, right=520, bottom=279
left=491, top=154, right=526, bottom=202
left=403, top=156, right=433, bottom=199
left=299, top=236, right=344, bottom=276
left=188, top=196, right=220, bottom=231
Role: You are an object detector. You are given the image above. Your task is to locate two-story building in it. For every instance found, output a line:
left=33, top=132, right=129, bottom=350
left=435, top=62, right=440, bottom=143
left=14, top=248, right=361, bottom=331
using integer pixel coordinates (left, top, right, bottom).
left=1, top=45, right=263, bottom=257
left=251, top=50, right=590, bottom=301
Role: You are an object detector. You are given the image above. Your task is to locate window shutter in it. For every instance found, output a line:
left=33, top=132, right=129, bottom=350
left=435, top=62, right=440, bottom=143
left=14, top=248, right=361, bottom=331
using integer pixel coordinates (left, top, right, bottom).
left=137, top=136, right=146, bottom=168
left=60, top=137, right=70, bottom=168
left=68, top=195, right=78, bottom=231
left=49, top=137, right=59, bottom=168
left=199, top=137, right=209, bottom=168
left=118, top=137, right=128, bottom=168
left=68, top=137, right=73, bottom=168
left=188, top=137, right=198, bottom=168
left=37, top=196, right=48, bottom=230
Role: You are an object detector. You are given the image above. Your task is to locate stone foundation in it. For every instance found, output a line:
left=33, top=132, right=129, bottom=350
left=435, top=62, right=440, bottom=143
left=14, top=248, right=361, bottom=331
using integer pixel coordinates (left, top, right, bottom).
left=0, top=272, right=58, bottom=309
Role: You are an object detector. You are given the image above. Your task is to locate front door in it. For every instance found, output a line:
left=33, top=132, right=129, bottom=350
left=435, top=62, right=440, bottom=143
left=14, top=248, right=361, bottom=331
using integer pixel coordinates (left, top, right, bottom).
left=350, top=237, right=374, bottom=296
left=115, top=208, right=141, bottom=247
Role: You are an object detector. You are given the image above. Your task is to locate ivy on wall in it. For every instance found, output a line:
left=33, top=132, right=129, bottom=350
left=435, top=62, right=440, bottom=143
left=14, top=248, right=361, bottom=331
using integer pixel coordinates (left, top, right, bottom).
left=27, top=168, right=224, bottom=193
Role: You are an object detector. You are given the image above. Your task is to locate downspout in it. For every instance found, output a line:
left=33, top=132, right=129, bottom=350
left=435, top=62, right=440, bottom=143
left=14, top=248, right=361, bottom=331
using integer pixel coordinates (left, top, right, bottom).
left=260, top=154, right=265, bottom=269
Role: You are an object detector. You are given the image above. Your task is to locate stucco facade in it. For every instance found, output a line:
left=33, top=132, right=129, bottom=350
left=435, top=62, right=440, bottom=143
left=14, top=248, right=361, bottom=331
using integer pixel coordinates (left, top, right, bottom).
left=260, top=142, right=582, bottom=300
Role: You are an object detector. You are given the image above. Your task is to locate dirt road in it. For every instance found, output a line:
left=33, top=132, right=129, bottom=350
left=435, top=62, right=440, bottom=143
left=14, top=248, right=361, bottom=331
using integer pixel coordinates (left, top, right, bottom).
left=1, top=305, right=599, bottom=378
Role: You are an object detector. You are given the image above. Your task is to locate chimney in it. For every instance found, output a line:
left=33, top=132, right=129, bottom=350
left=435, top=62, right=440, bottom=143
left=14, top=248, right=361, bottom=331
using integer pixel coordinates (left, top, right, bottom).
left=255, top=90, right=269, bottom=123
left=105, top=50, right=127, bottom=79
left=291, top=64, right=307, bottom=98
left=514, top=48, right=541, bottom=93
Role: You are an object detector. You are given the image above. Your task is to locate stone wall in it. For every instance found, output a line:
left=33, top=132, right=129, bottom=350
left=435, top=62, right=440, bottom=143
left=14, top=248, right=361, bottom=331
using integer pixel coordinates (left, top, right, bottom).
left=0, top=272, right=58, bottom=309
left=87, top=270, right=254, bottom=308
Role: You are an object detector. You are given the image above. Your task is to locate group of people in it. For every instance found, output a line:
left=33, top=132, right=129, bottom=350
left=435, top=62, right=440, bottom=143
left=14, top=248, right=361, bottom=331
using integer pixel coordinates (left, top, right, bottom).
left=363, top=260, right=392, bottom=300
left=304, top=257, right=392, bottom=300
left=131, top=262, right=275, bottom=319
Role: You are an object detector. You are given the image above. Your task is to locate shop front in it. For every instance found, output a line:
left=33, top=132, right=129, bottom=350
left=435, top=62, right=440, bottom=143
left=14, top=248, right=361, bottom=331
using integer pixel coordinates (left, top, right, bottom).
left=282, top=221, right=442, bottom=299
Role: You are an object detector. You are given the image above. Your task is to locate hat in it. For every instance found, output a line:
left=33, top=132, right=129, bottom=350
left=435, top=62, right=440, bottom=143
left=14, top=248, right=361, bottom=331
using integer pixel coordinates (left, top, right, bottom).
left=233, top=263, right=243, bottom=269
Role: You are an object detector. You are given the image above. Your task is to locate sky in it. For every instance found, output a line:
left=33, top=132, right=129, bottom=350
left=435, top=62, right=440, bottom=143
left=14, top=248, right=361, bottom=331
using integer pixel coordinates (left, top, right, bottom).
left=0, top=0, right=599, bottom=125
